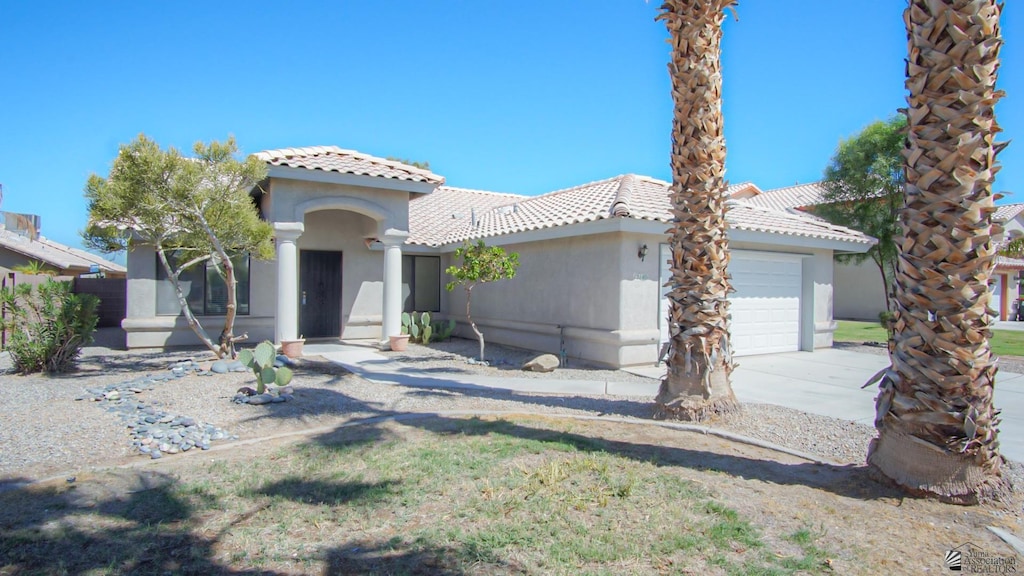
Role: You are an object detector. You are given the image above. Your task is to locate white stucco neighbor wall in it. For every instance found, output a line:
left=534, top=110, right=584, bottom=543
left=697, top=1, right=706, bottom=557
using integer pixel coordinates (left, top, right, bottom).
left=833, top=259, right=886, bottom=321
left=834, top=258, right=1022, bottom=322
left=299, top=209, right=384, bottom=339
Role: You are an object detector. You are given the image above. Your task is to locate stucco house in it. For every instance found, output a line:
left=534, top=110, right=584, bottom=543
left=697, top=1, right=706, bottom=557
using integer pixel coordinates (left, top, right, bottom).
left=740, top=182, right=1024, bottom=322
left=0, top=212, right=126, bottom=278
left=123, top=146, right=874, bottom=367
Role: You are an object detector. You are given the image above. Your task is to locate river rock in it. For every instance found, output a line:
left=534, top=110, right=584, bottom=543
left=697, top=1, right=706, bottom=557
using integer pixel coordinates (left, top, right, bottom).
left=210, top=361, right=229, bottom=374
left=247, top=393, right=274, bottom=405
left=522, top=354, right=560, bottom=373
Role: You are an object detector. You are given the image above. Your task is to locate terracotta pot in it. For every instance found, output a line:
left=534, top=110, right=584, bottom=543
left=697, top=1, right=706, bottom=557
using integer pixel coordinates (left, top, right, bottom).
left=280, top=338, right=305, bottom=359
left=389, top=334, right=411, bottom=352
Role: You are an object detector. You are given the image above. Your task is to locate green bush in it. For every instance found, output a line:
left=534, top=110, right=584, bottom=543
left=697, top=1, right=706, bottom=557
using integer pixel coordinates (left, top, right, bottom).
left=0, top=279, right=99, bottom=374
left=878, top=310, right=895, bottom=327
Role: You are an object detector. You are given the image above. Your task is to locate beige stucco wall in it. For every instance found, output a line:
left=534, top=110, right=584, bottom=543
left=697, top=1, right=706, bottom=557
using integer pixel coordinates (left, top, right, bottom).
left=124, top=172, right=416, bottom=348
left=440, top=229, right=839, bottom=368
left=298, top=209, right=384, bottom=339
left=122, top=244, right=276, bottom=348
left=0, top=247, right=34, bottom=271
left=263, top=178, right=410, bottom=235
left=442, top=233, right=631, bottom=368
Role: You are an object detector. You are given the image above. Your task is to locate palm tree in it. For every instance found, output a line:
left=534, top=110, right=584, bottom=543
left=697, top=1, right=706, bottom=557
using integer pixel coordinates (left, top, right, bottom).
left=867, top=0, right=1008, bottom=503
left=654, top=0, right=740, bottom=421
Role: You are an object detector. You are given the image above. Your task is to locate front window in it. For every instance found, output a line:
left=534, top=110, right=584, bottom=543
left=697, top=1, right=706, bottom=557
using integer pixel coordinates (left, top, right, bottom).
left=402, top=255, right=440, bottom=312
left=156, top=253, right=250, bottom=316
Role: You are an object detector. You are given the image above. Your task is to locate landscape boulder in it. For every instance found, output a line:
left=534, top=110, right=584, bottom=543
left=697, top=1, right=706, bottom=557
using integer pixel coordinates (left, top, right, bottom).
left=522, top=354, right=559, bottom=373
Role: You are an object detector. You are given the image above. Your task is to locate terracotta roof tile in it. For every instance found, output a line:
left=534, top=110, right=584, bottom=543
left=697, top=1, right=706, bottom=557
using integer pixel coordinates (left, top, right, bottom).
left=255, top=146, right=444, bottom=185
left=407, top=175, right=874, bottom=247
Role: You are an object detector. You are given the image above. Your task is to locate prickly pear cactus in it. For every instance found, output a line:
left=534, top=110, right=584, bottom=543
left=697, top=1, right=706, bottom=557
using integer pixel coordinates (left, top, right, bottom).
left=239, top=340, right=293, bottom=394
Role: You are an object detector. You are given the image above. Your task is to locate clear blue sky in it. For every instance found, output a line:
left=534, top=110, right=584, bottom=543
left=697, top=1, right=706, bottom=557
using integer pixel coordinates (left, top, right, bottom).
left=1, top=1, right=1020, bottom=254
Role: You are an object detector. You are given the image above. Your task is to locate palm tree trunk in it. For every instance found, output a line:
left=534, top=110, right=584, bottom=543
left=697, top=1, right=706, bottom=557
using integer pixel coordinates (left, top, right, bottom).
left=654, top=0, right=739, bottom=421
left=867, top=0, right=1008, bottom=503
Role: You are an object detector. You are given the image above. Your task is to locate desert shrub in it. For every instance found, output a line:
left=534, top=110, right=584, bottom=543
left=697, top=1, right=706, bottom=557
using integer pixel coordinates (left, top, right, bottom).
left=0, top=279, right=99, bottom=374
left=878, top=310, right=895, bottom=328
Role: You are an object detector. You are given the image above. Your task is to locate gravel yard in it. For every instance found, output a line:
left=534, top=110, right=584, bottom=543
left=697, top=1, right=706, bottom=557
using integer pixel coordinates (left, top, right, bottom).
left=2, top=332, right=1020, bottom=494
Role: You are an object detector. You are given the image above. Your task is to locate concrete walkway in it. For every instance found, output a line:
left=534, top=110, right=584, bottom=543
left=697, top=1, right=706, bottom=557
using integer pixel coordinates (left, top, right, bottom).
left=305, top=343, right=1024, bottom=463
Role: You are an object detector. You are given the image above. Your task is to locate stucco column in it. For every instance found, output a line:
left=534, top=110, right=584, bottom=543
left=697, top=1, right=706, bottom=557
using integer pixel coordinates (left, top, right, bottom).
left=381, top=229, right=410, bottom=345
left=274, top=222, right=304, bottom=343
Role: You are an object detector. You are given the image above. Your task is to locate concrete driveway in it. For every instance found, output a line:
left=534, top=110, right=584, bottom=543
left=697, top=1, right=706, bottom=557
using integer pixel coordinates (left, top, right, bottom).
left=317, top=343, right=1024, bottom=464
left=731, top=349, right=1024, bottom=463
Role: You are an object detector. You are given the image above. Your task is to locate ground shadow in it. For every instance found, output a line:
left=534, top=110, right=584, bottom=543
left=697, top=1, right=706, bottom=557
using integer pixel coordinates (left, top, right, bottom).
left=237, top=361, right=904, bottom=502
left=0, top=470, right=286, bottom=575
left=322, top=537, right=517, bottom=575
left=296, top=401, right=907, bottom=503
left=255, top=479, right=399, bottom=506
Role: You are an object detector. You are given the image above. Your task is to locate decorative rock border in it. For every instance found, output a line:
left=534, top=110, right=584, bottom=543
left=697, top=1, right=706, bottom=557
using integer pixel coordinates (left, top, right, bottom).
left=231, top=355, right=299, bottom=405
left=77, top=359, right=238, bottom=459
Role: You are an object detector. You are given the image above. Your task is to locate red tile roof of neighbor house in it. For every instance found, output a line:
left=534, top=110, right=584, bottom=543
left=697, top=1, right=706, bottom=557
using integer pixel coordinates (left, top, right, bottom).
left=254, top=146, right=445, bottom=185
left=997, top=256, right=1024, bottom=271
left=407, top=175, right=875, bottom=247
left=0, top=227, right=126, bottom=274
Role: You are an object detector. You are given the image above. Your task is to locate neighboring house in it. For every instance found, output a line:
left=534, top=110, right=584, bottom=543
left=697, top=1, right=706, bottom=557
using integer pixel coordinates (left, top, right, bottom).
left=739, top=183, right=1023, bottom=322
left=0, top=213, right=126, bottom=278
left=123, top=146, right=874, bottom=367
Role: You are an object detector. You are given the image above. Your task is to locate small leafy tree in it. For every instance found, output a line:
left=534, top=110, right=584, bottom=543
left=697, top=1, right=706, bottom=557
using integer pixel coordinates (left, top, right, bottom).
left=0, top=279, right=99, bottom=373
left=817, top=115, right=906, bottom=313
left=83, top=135, right=273, bottom=358
left=445, top=240, right=519, bottom=362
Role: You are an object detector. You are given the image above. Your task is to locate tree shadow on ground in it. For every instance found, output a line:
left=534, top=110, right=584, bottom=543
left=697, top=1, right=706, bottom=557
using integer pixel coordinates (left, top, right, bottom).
left=234, top=360, right=903, bottom=501
left=296, top=399, right=908, bottom=503
left=1, top=467, right=518, bottom=575
left=0, top=470, right=284, bottom=575
left=254, top=479, right=399, bottom=506
left=321, top=537, right=519, bottom=576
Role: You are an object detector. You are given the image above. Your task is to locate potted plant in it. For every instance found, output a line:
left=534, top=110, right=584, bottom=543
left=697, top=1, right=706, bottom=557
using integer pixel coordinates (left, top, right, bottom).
left=280, top=336, right=304, bottom=359
left=389, top=333, right=410, bottom=351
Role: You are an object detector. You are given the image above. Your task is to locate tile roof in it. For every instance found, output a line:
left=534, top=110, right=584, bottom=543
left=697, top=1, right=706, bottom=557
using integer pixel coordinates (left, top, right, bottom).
left=0, top=228, right=126, bottom=274
left=726, top=181, right=763, bottom=199
left=740, top=182, right=827, bottom=211
left=407, top=175, right=874, bottom=247
left=994, top=203, right=1024, bottom=223
left=408, top=186, right=527, bottom=246
left=254, top=146, right=444, bottom=185
left=997, top=256, right=1024, bottom=271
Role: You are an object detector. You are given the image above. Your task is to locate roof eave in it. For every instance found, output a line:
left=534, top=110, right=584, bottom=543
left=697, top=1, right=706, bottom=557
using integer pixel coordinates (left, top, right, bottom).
left=266, top=165, right=441, bottom=195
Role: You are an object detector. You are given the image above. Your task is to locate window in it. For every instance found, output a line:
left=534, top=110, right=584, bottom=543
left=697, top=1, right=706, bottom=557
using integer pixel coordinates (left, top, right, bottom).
left=157, top=253, right=250, bottom=316
left=402, top=255, right=440, bottom=312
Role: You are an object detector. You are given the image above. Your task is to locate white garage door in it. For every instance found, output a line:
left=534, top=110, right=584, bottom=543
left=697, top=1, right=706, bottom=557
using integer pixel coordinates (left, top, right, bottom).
left=660, top=247, right=802, bottom=357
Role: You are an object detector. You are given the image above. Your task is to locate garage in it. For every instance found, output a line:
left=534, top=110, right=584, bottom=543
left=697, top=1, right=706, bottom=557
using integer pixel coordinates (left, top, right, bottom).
left=660, top=247, right=803, bottom=357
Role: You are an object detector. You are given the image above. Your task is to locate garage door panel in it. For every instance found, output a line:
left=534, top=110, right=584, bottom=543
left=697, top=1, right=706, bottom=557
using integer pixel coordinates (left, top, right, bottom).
left=660, top=248, right=803, bottom=357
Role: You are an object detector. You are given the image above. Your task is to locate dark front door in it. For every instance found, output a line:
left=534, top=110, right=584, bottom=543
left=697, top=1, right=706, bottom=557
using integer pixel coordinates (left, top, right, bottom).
left=300, top=250, right=342, bottom=338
